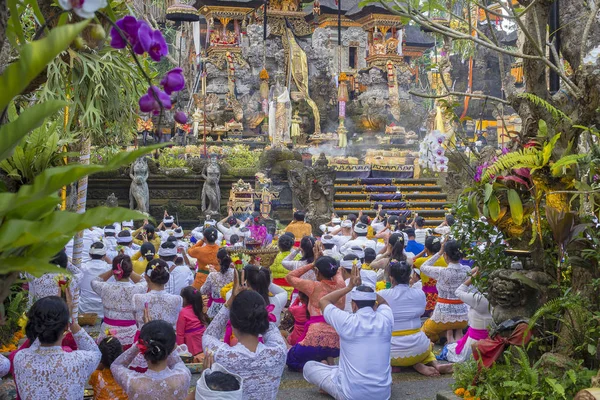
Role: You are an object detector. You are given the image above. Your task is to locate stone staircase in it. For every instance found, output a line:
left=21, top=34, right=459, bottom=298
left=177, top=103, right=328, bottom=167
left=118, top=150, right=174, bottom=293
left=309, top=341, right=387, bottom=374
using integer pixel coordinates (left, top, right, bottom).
left=333, top=178, right=449, bottom=228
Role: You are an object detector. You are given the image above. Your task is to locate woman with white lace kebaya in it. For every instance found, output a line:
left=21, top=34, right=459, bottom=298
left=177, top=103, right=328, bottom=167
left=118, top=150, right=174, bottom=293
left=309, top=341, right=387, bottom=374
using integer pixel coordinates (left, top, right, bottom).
left=92, top=254, right=147, bottom=348
left=200, top=248, right=234, bottom=318
left=111, top=319, right=191, bottom=400
left=133, top=259, right=183, bottom=329
left=421, top=240, right=471, bottom=343
left=13, top=295, right=101, bottom=400
left=203, top=272, right=287, bottom=400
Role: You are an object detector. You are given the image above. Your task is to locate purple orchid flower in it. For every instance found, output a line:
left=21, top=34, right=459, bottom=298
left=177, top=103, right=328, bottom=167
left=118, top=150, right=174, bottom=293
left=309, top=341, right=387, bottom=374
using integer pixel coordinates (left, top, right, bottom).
left=111, top=16, right=140, bottom=50
left=174, top=111, right=187, bottom=124
left=161, top=68, right=185, bottom=95
left=139, top=23, right=168, bottom=62
left=139, top=86, right=172, bottom=114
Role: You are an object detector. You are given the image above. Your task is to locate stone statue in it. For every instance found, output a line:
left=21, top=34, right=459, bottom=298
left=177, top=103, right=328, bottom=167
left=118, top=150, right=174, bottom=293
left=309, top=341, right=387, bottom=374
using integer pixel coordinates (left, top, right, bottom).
left=105, top=193, right=118, bottom=208
left=129, top=157, right=149, bottom=213
left=201, top=155, right=221, bottom=218
left=307, top=153, right=336, bottom=232
left=269, top=80, right=292, bottom=146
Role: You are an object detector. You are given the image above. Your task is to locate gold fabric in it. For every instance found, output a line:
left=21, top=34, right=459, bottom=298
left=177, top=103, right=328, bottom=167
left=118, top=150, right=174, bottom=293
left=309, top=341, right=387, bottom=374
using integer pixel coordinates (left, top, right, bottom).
left=286, top=28, right=321, bottom=133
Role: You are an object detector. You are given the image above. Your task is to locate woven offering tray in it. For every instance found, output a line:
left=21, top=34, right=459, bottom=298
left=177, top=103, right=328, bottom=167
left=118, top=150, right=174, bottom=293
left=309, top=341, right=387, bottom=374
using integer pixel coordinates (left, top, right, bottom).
left=225, top=246, right=279, bottom=268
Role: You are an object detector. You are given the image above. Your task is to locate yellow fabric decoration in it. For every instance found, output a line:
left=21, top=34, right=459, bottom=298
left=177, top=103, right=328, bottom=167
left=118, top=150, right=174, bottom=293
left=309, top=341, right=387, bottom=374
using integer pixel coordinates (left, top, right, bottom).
left=221, top=282, right=234, bottom=300
left=391, top=328, right=421, bottom=336
left=376, top=281, right=387, bottom=292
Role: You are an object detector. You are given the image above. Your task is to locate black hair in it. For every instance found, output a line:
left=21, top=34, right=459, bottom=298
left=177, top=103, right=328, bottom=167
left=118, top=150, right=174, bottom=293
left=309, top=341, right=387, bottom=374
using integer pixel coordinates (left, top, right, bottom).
left=364, top=247, right=377, bottom=264
left=166, top=235, right=177, bottom=243
left=251, top=211, right=261, bottom=225
left=389, top=232, right=404, bottom=248
left=243, top=264, right=271, bottom=305
left=104, top=225, right=116, bottom=237
left=112, top=254, right=133, bottom=279
left=145, top=259, right=170, bottom=285
left=230, top=234, right=240, bottom=246
left=390, top=239, right=407, bottom=262
left=180, top=286, right=209, bottom=326
left=117, top=230, right=133, bottom=244
left=90, top=242, right=105, bottom=260
left=205, top=371, right=241, bottom=392
left=404, top=228, right=416, bottom=238
left=322, top=238, right=336, bottom=250
left=360, top=215, right=370, bottom=225
left=217, top=247, right=232, bottom=274
left=174, top=256, right=184, bottom=265
left=25, top=296, right=69, bottom=344
left=352, top=285, right=376, bottom=309
left=98, top=336, right=123, bottom=368
left=140, top=242, right=156, bottom=262
left=347, top=213, right=357, bottom=223
left=283, top=231, right=295, bottom=241
left=164, top=220, right=173, bottom=228
left=229, top=290, right=269, bottom=336
left=138, top=320, right=176, bottom=364
left=297, top=291, right=311, bottom=320
left=444, top=239, right=463, bottom=262
left=278, top=234, right=294, bottom=252
left=398, top=216, right=407, bottom=230
left=389, top=261, right=411, bottom=285
left=144, top=224, right=156, bottom=236
left=50, top=250, right=68, bottom=269
left=415, top=216, right=425, bottom=227
left=203, top=227, right=218, bottom=244
left=293, top=210, right=305, bottom=221
left=159, top=241, right=177, bottom=262
left=446, top=214, right=456, bottom=226
left=425, top=236, right=441, bottom=254
left=300, top=236, right=316, bottom=263
left=315, top=256, right=339, bottom=279
left=388, top=216, right=399, bottom=231
left=227, top=217, right=238, bottom=227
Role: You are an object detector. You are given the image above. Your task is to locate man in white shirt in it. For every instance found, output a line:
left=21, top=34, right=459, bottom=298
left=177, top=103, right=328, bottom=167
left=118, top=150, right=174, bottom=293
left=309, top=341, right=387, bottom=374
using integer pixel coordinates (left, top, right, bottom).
left=339, top=255, right=378, bottom=312
left=160, top=241, right=193, bottom=295
left=321, top=235, right=341, bottom=260
left=217, top=214, right=246, bottom=243
left=304, top=265, right=394, bottom=400
left=339, top=223, right=376, bottom=255
left=79, top=242, right=111, bottom=318
left=331, top=219, right=353, bottom=249
left=65, top=228, right=102, bottom=264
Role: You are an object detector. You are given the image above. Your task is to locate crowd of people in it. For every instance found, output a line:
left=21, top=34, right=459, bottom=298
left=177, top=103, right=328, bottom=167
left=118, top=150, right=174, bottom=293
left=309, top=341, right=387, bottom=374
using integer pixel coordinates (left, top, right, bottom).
left=0, top=208, right=493, bottom=400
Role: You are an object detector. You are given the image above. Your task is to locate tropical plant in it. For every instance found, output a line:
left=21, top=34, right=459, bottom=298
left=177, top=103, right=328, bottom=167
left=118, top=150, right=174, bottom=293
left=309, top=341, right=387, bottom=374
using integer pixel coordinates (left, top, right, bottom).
left=452, top=347, right=596, bottom=400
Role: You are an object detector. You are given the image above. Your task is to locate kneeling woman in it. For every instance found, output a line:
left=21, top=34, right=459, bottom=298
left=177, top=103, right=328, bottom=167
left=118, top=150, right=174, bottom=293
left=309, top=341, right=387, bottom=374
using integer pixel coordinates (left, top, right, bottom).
left=378, top=261, right=452, bottom=376
left=285, top=251, right=346, bottom=371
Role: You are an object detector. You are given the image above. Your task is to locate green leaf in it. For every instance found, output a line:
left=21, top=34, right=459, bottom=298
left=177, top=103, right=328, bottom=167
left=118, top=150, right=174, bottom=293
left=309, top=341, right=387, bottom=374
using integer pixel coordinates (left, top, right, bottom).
left=0, top=100, right=67, bottom=162
left=467, top=193, right=479, bottom=218
left=507, top=189, right=524, bottom=226
left=544, top=377, right=565, bottom=398
left=542, top=133, right=561, bottom=166
left=538, top=119, right=547, bottom=137
left=510, top=271, right=543, bottom=291
left=7, top=0, right=26, bottom=45
left=0, top=20, right=90, bottom=111
left=488, top=195, right=500, bottom=221
left=484, top=183, right=493, bottom=202
left=566, top=370, right=577, bottom=384
left=588, top=343, right=597, bottom=356
left=550, top=154, right=585, bottom=177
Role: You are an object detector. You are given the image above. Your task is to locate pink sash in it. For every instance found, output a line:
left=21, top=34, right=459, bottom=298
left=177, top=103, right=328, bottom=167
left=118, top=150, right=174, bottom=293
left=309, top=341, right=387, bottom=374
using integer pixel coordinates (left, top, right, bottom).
left=296, top=315, right=327, bottom=343
left=207, top=295, right=225, bottom=308
left=103, top=317, right=137, bottom=327
left=455, top=327, right=489, bottom=355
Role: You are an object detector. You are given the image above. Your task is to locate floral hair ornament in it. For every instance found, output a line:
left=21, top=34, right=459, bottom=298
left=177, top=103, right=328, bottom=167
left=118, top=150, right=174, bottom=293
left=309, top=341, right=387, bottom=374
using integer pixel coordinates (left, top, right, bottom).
left=432, top=237, right=441, bottom=244
left=146, top=263, right=158, bottom=277
left=104, top=328, right=117, bottom=343
left=114, top=262, right=124, bottom=280
left=266, top=304, right=277, bottom=322
left=136, top=339, right=149, bottom=354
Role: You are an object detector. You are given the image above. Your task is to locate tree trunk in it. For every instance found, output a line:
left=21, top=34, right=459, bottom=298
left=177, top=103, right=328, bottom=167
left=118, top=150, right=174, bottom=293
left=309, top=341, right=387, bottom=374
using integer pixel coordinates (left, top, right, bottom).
left=71, top=137, right=90, bottom=268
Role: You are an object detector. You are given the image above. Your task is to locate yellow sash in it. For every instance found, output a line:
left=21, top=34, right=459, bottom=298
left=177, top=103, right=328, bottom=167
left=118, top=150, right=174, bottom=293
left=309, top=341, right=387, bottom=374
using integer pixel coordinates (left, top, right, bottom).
left=392, top=328, right=421, bottom=337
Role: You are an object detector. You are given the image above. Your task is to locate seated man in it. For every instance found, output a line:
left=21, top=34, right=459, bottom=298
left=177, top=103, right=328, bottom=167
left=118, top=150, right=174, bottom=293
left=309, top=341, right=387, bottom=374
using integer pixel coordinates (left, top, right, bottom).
left=303, top=265, right=393, bottom=400
left=339, top=223, right=376, bottom=255
left=404, top=228, right=425, bottom=255
left=284, top=210, right=312, bottom=240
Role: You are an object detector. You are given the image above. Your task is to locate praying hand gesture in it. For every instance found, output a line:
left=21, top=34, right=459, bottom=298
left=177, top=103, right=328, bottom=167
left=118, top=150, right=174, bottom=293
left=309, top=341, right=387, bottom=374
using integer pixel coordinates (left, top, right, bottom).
left=225, top=269, right=246, bottom=309
left=348, top=263, right=362, bottom=289
left=313, top=240, right=324, bottom=260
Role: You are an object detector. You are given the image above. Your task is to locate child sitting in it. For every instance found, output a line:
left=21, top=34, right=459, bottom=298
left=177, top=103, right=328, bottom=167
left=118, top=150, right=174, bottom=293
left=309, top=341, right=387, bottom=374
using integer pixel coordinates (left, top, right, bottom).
left=270, top=234, right=295, bottom=298
left=90, top=336, right=128, bottom=400
left=287, top=292, right=309, bottom=346
left=176, top=286, right=209, bottom=361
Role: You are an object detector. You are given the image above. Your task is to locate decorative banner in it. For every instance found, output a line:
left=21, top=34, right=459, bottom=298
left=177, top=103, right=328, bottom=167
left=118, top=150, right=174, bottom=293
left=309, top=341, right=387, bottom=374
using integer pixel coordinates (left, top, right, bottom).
left=333, top=164, right=371, bottom=179
left=372, top=164, right=414, bottom=179
left=193, top=21, right=201, bottom=64
left=339, top=101, right=346, bottom=118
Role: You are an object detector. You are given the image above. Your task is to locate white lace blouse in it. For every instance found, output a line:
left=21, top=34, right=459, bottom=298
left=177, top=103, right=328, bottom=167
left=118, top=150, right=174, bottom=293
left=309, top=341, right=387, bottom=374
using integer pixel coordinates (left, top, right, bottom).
left=133, top=290, right=183, bottom=329
left=200, top=268, right=234, bottom=318
left=13, top=329, right=101, bottom=400
left=421, top=254, right=471, bottom=323
left=0, top=354, right=9, bottom=378
left=111, top=346, right=191, bottom=400
left=282, top=249, right=316, bottom=281
left=91, top=277, right=147, bottom=345
left=203, top=306, right=287, bottom=400
left=26, top=262, right=83, bottom=318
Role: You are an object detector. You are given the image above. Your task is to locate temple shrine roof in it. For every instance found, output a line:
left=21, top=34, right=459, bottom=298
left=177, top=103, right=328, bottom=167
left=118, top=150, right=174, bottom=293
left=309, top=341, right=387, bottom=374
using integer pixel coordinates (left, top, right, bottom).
left=403, top=25, right=434, bottom=47
left=317, top=0, right=360, bottom=13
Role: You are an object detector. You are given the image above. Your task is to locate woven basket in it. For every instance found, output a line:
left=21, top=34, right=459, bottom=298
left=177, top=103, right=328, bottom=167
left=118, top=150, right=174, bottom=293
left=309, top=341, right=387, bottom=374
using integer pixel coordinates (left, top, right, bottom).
left=225, top=247, right=280, bottom=268
left=78, top=313, right=97, bottom=326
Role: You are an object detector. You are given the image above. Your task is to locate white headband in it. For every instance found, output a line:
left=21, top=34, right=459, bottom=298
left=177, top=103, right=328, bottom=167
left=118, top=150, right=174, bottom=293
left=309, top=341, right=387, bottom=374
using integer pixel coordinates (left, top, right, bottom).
left=354, top=224, right=368, bottom=234
left=122, top=220, right=134, bottom=227
left=117, top=233, right=132, bottom=243
left=414, top=268, right=421, bottom=276
left=332, top=217, right=341, bottom=224
left=89, top=245, right=106, bottom=256
left=104, top=227, right=116, bottom=234
left=351, top=289, right=377, bottom=301
left=174, top=229, right=184, bottom=238
left=340, top=259, right=361, bottom=269
left=164, top=216, right=174, bottom=224
left=341, top=220, right=353, bottom=228
left=321, top=235, right=335, bottom=245
left=158, top=246, right=177, bottom=257
left=204, top=220, right=216, bottom=227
